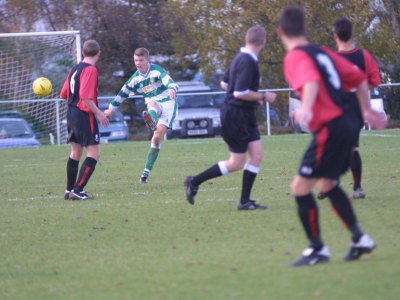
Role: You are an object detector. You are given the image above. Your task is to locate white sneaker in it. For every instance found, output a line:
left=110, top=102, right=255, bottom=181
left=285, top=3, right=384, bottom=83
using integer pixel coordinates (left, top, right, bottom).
left=344, top=234, right=376, bottom=261
left=352, top=188, right=366, bottom=199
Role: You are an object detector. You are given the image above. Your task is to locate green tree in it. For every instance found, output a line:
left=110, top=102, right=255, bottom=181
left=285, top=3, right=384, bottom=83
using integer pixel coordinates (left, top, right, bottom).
left=164, top=0, right=400, bottom=119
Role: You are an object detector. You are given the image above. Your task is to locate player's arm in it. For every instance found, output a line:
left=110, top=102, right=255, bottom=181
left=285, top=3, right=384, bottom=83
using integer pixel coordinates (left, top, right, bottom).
left=233, top=60, right=277, bottom=103
left=79, top=67, right=109, bottom=127
left=355, top=80, right=386, bottom=130
left=82, top=98, right=109, bottom=127
left=160, top=69, right=178, bottom=101
left=60, top=69, right=73, bottom=100
left=106, top=79, right=135, bottom=117
left=363, top=50, right=381, bottom=88
left=234, top=90, right=277, bottom=104
left=220, top=68, right=229, bottom=91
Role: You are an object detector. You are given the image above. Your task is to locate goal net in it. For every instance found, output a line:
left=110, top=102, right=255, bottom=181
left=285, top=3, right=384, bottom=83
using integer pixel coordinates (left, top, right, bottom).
left=0, top=31, right=81, bottom=146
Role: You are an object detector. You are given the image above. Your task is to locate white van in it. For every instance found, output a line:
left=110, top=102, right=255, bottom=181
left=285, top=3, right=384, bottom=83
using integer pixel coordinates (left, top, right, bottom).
left=168, top=81, right=224, bottom=138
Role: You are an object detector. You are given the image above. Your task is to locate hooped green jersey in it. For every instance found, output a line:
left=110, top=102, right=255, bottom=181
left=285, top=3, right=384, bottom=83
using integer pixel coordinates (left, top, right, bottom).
left=110, top=63, right=178, bottom=109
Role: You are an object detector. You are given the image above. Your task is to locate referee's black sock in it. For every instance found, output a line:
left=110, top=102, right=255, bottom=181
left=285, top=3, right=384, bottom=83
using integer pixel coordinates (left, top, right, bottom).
left=240, top=169, right=257, bottom=204
left=295, top=194, right=323, bottom=250
left=74, top=157, right=97, bottom=193
left=326, top=185, right=363, bottom=242
left=66, top=157, right=79, bottom=191
left=192, top=164, right=222, bottom=186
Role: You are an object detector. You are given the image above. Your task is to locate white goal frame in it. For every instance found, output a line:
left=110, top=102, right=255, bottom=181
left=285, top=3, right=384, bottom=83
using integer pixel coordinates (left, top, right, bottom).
left=0, top=30, right=81, bottom=145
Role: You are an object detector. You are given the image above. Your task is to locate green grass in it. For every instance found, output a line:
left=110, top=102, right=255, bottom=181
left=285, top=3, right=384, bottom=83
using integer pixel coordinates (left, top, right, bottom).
left=1, top=129, right=400, bottom=300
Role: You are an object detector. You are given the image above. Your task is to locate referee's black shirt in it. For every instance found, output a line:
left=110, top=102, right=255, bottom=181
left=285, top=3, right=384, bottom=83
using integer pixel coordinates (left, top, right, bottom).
left=223, top=48, right=260, bottom=109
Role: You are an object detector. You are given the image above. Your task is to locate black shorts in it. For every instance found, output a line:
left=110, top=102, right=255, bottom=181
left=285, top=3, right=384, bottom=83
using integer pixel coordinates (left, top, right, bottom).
left=298, top=115, right=358, bottom=179
left=345, top=93, right=364, bottom=148
left=67, top=106, right=100, bottom=146
left=220, top=104, right=260, bottom=153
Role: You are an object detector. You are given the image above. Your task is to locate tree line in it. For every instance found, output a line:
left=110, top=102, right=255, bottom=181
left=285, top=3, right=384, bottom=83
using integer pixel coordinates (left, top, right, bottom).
left=1, top=0, right=399, bottom=119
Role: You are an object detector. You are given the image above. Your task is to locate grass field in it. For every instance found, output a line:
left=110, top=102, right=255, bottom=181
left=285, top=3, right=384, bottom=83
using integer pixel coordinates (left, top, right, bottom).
left=1, top=129, right=399, bottom=300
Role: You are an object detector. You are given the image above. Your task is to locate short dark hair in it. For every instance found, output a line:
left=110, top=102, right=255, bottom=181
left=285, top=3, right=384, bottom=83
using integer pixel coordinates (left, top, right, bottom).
left=245, top=25, right=266, bottom=46
left=333, top=17, right=352, bottom=42
left=278, top=6, right=305, bottom=38
left=83, top=40, right=100, bottom=57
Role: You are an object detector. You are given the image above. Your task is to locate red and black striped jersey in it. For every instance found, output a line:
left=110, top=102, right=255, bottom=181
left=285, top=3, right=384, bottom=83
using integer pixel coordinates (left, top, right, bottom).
left=60, top=62, right=98, bottom=113
left=337, top=48, right=381, bottom=88
left=284, top=44, right=366, bottom=132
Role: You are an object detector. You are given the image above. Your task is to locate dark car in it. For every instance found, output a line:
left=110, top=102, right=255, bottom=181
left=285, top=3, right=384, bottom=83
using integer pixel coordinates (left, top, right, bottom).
left=0, top=118, right=41, bottom=148
left=98, top=103, right=129, bottom=143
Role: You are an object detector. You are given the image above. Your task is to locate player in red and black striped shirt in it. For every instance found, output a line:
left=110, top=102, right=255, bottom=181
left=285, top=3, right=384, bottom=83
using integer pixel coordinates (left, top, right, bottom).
left=333, top=17, right=381, bottom=199
left=277, top=6, right=386, bottom=267
left=60, top=40, right=109, bottom=200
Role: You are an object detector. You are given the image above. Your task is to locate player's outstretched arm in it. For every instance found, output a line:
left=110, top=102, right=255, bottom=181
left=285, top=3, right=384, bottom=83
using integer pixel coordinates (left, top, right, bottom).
left=356, top=80, right=387, bottom=130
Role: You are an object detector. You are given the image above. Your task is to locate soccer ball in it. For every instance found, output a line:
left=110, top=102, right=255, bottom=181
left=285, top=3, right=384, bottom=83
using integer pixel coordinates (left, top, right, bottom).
left=32, top=77, right=52, bottom=97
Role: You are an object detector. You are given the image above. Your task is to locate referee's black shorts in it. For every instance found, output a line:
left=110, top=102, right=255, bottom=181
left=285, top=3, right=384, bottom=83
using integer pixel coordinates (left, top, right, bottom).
left=298, top=114, right=358, bottom=179
left=67, top=106, right=100, bottom=146
left=220, top=104, right=260, bottom=153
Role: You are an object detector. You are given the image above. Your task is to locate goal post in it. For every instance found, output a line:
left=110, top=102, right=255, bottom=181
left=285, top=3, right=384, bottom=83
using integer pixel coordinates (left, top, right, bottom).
left=0, top=31, right=81, bottom=146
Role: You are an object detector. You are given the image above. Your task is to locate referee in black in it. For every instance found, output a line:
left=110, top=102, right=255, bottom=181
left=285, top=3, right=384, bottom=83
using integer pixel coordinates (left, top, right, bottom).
left=184, top=25, right=276, bottom=210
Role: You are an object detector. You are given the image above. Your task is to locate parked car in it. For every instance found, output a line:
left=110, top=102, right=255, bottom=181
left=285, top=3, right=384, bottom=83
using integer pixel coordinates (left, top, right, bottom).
left=0, top=110, right=24, bottom=118
left=168, top=81, right=223, bottom=138
left=98, top=102, right=129, bottom=143
left=0, top=118, right=41, bottom=148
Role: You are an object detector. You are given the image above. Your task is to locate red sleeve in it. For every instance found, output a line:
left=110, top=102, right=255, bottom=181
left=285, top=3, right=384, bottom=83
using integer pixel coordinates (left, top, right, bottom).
left=362, top=49, right=381, bottom=87
left=60, top=69, right=72, bottom=100
left=323, top=47, right=366, bottom=92
left=79, top=66, right=98, bottom=102
left=284, top=49, right=320, bottom=92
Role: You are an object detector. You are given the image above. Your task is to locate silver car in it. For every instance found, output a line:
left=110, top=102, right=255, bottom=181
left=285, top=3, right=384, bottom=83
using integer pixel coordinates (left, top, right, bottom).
left=168, top=81, right=224, bottom=138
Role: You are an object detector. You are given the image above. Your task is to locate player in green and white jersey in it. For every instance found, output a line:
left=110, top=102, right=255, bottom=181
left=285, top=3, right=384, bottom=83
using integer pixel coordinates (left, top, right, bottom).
left=105, top=48, right=179, bottom=184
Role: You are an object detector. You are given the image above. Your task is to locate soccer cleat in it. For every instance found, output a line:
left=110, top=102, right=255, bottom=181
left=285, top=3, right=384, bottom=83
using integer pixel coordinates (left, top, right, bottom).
left=184, top=176, right=198, bottom=205
left=69, top=190, right=93, bottom=200
left=352, top=188, right=366, bottom=199
left=344, top=234, right=376, bottom=261
left=139, top=176, right=148, bottom=184
left=290, top=246, right=330, bottom=267
left=237, top=200, right=267, bottom=211
left=317, top=192, right=327, bottom=200
left=143, top=111, right=157, bottom=131
left=64, top=190, right=71, bottom=200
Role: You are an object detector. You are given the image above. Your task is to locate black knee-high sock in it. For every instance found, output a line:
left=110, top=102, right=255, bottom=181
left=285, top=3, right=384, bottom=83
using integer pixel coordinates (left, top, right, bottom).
left=240, top=170, right=257, bottom=203
left=350, top=150, right=362, bottom=190
left=74, top=157, right=97, bottom=192
left=326, top=185, right=363, bottom=242
left=295, top=194, right=323, bottom=249
left=191, top=164, right=223, bottom=186
left=66, top=158, right=79, bottom=191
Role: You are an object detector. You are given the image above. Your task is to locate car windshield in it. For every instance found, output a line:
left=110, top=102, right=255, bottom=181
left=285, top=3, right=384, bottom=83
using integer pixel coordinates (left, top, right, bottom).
left=0, top=119, right=34, bottom=138
left=178, top=94, right=224, bottom=109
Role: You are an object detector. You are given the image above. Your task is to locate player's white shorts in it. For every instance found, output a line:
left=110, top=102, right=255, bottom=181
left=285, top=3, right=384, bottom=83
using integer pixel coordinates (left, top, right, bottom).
left=149, top=100, right=178, bottom=129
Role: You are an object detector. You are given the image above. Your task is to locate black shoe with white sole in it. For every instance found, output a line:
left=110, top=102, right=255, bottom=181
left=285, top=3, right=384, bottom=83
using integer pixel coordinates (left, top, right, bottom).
left=290, top=246, right=330, bottom=267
